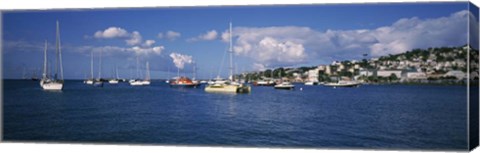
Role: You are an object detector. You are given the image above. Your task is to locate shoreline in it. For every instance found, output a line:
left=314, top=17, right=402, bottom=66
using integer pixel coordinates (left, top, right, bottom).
left=4, top=79, right=477, bottom=86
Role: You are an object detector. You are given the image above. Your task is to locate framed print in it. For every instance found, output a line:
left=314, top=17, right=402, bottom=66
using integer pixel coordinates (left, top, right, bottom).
left=1, top=1, right=479, bottom=152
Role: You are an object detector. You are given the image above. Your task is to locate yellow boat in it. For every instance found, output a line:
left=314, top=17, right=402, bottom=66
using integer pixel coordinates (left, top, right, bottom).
left=204, top=22, right=251, bottom=94
left=205, top=82, right=251, bottom=93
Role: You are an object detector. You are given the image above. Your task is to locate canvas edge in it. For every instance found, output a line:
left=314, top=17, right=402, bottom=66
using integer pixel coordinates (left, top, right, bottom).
left=469, top=1, right=480, bottom=151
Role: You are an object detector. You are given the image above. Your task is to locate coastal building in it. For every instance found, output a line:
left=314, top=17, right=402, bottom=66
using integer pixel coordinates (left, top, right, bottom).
left=354, top=64, right=360, bottom=69
left=325, top=65, right=332, bottom=75
left=406, top=72, right=427, bottom=80
left=453, top=59, right=466, bottom=67
left=348, top=68, right=355, bottom=73
left=318, top=65, right=326, bottom=71
left=359, top=69, right=375, bottom=77
left=444, top=70, right=466, bottom=80
left=444, top=61, right=453, bottom=68
left=307, top=69, right=319, bottom=82
left=377, top=70, right=402, bottom=78
left=332, top=61, right=341, bottom=66
left=338, top=64, right=345, bottom=72
left=471, top=71, right=479, bottom=80
left=292, top=73, right=303, bottom=82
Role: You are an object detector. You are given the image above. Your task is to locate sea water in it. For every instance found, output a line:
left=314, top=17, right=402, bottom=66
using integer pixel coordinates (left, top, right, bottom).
left=2, top=80, right=469, bottom=150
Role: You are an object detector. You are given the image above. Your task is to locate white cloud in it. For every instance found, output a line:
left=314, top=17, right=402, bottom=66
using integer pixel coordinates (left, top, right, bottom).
left=188, top=30, right=218, bottom=42
left=152, top=46, right=165, bottom=54
left=131, top=45, right=164, bottom=56
left=229, top=10, right=470, bottom=69
left=144, top=40, right=156, bottom=47
left=3, top=40, right=43, bottom=53
left=169, top=52, right=193, bottom=69
left=231, top=26, right=320, bottom=67
left=252, top=63, right=267, bottom=71
left=94, top=27, right=129, bottom=38
left=92, top=27, right=148, bottom=46
left=72, top=45, right=164, bottom=57
left=221, top=30, right=230, bottom=42
left=202, top=30, right=218, bottom=40
left=365, top=10, right=469, bottom=56
left=166, top=31, right=181, bottom=40
left=126, top=31, right=143, bottom=46
left=158, top=30, right=181, bottom=41
left=256, top=37, right=306, bottom=63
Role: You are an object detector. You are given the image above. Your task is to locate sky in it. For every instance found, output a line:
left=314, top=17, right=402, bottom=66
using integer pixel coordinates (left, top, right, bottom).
left=2, top=2, right=478, bottom=79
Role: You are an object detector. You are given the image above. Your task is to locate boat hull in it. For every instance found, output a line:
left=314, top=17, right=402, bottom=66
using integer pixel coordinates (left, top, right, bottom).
left=93, top=81, right=104, bottom=87
left=141, top=80, right=151, bottom=85
left=130, top=81, right=144, bottom=86
left=274, top=85, right=295, bottom=90
left=85, top=80, right=94, bottom=85
left=170, top=84, right=199, bottom=88
left=324, top=83, right=360, bottom=88
left=108, top=80, right=119, bottom=84
left=40, top=81, right=63, bottom=90
left=253, top=81, right=275, bottom=86
left=205, top=84, right=251, bottom=93
left=304, top=82, right=318, bottom=86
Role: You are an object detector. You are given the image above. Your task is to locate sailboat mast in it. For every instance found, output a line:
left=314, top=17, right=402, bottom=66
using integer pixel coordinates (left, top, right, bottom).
left=193, top=62, right=196, bottom=80
left=90, top=51, right=94, bottom=79
left=145, top=61, right=150, bottom=80
left=43, top=40, right=48, bottom=79
left=229, top=22, right=234, bottom=81
left=54, top=23, right=59, bottom=80
left=271, top=69, right=273, bottom=79
left=98, top=50, right=102, bottom=79
left=115, top=65, right=119, bottom=79
left=57, top=21, right=64, bottom=80
left=136, top=56, right=139, bottom=79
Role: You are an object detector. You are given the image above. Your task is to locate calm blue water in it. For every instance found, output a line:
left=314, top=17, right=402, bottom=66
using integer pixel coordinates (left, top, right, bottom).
left=3, top=80, right=469, bottom=150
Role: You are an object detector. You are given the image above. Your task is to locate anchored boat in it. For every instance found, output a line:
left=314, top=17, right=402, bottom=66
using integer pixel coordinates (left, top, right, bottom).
left=40, top=21, right=64, bottom=91
left=274, top=82, right=295, bottom=90
left=204, top=22, right=251, bottom=93
left=170, top=76, right=199, bottom=88
left=324, top=80, right=361, bottom=88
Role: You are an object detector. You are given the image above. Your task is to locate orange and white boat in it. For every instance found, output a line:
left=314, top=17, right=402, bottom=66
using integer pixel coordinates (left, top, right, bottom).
left=170, top=76, right=199, bottom=88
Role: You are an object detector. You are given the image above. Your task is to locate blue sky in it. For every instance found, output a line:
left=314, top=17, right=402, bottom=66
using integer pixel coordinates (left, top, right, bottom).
left=2, top=2, right=476, bottom=79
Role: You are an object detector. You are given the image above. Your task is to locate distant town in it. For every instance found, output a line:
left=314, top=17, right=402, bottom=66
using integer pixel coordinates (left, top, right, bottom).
left=239, top=45, right=479, bottom=85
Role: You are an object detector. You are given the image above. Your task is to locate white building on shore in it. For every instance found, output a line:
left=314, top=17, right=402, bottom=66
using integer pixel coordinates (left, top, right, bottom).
left=444, top=70, right=466, bottom=80
left=307, top=69, right=319, bottom=82
left=377, top=70, right=402, bottom=78
left=406, top=72, right=427, bottom=80
left=359, top=70, right=375, bottom=77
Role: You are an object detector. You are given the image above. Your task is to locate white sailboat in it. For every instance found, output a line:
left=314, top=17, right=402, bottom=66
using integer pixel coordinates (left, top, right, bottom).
left=40, top=21, right=64, bottom=90
left=324, top=80, right=361, bottom=88
left=130, top=56, right=144, bottom=86
left=304, top=81, right=318, bottom=86
left=85, top=51, right=94, bottom=84
left=205, top=22, right=251, bottom=93
left=274, top=69, right=295, bottom=90
left=93, top=50, right=104, bottom=87
left=108, top=66, right=119, bottom=84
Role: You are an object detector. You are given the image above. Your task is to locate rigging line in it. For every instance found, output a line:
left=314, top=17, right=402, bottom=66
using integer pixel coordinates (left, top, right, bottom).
left=217, top=45, right=228, bottom=78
